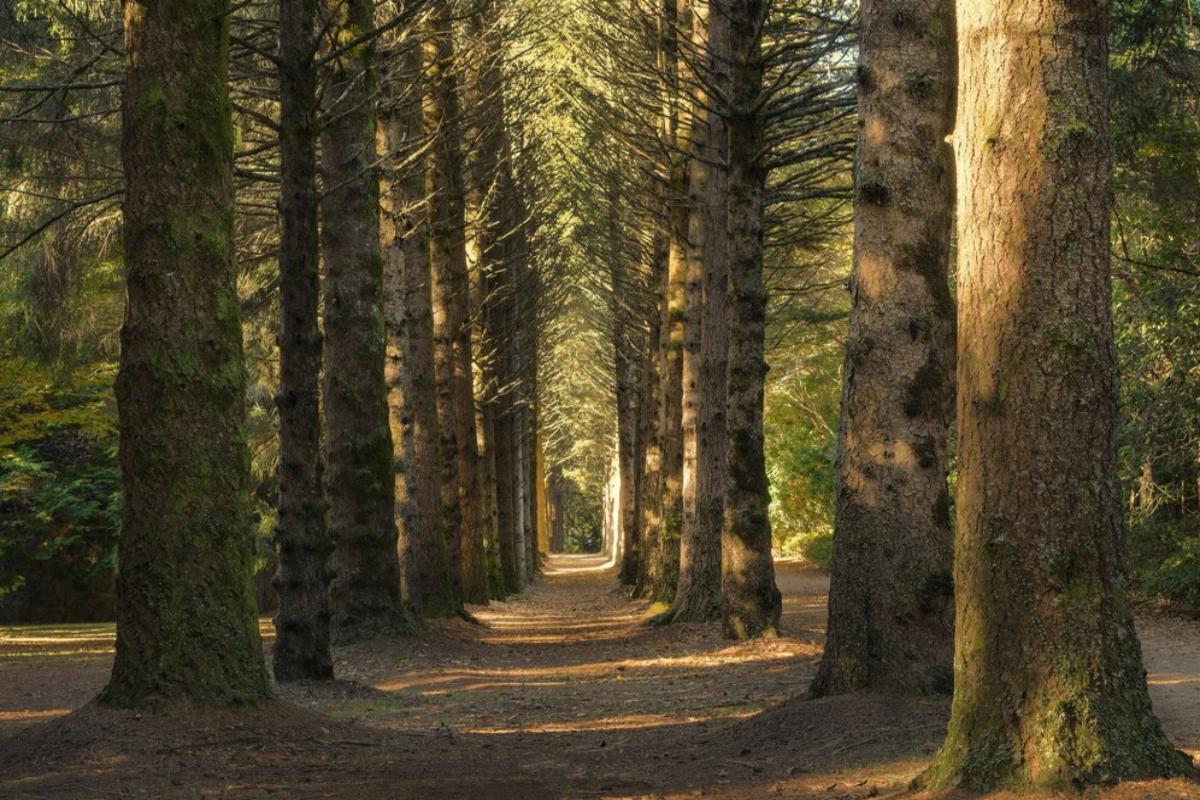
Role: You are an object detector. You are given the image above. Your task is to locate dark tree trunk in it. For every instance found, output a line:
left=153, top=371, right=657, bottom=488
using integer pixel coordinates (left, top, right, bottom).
left=919, top=0, right=1193, bottom=790
left=424, top=5, right=488, bottom=605
left=272, top=0, right=333, bottom=683
left=319, top=0, right=406, bottom=642
left=382, top=37, right=457, bottom=618
left=809, top=0, right=956, bottom=698
left=103, top=0, right=270, bottom=706
left=721, top=0, right=782, bottom=640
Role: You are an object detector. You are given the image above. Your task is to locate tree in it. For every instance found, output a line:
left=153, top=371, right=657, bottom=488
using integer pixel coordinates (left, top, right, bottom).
left=101, top=0, right=270, bottom=706
left=673, top=0, right=727, bottom=622
left=919, top=0, right=1193, bottom=789
left=721, top=0, right=781, bottom=640
left=809, top=0, right=955, bottom=697
left=379, top=24, right=458, bottom=617
left=425, top=2, right=488, bottom=605
left=319, top=0, right=406, bottom=640
left=273, top=0, right=333, bottom=681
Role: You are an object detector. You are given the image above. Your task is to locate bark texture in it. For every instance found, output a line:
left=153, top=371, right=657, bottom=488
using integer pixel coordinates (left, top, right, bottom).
left=809, top=0, right=955, bottom=698
left=920, top=0, right=1192, bottom=789
left=272, top=0, right=333, bottom=682
left=424, top=4, right=488, bottom=605
left=721, top=0, right=782, bottom=640
left=103, top=0, right=270, bottom=706
left=653, top=0, right=688, bottom=605
left=674, top=0, right=727, bottom=623
left=319, top=0, right=406, bottom=641
left=386, top=38, right=457, bottom=617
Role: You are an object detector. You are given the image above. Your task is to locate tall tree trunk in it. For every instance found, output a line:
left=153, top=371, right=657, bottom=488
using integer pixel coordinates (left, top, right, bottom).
left=653, top=0, right=688, bottom=605
left=382, top=37, right=457, bottom=617
left=424, top=4, right=488, bottom=605
left=809, top=0, right=956, bottom=697
left=636, top=227, right=668, bottom=599
left=381, top=37, right=460, bottom=618
left=272, top=0, right=333, bottom=682
left=721, top=0, right=782, bottom=640
left=319, top=0, right=406, bottom=641
left=674, top=0, right=726, bottom=623
left=919, top=0, right=1192, bottom=789
left=103, top=0, right=270, bottom=706
left=609, top=173, right=642, bottom=588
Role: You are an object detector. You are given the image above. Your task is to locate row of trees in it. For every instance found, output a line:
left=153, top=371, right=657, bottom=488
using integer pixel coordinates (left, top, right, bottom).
left=63, top=0, right=569, bottom=699
left=582, top=0, right=1198, bottom=792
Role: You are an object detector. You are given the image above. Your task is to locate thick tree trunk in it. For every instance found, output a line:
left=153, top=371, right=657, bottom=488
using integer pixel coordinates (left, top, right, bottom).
left=919, top=0, right=1192, bottom=789
left=424, top=5, right=488, bottom=606
left=809, top=0, right=956, bottom=697
left=272, top=0, right=333, bottom=682
left=319, top=0, right=406, bottom=642
left=721, top=0, right=782, bottom=640
left=103, top=0, right=270, bottom=706
left=674, top=0, right=726, bottom=623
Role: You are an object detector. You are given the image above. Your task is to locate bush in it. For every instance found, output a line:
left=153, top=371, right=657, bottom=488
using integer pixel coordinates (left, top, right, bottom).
left=1128, top=515, right=1200, bottom=611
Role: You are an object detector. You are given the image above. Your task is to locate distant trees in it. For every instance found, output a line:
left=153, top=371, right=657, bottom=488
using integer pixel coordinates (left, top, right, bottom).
left=102, top=0, right=270, bottom=706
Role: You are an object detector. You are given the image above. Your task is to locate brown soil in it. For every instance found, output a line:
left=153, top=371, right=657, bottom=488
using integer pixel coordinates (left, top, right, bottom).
left=2, top=554, right=1199, bottom=799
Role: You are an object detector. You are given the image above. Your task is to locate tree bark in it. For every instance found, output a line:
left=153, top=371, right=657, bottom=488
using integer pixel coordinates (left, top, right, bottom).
left=424, top=4, right=488, bottom=605
left=652, top=0, right=688, bottom=605
left=809, top=0, right=956, bottom=697
left=919, top=0, right=1192, bottom=789
left=272, top=0, right=333, bottom=682
left=319, top=0, right=406, bottom=642
left=382, top=37, right=458, bottom=618
left=721, top=0, right=782, bottom=640
left=103, top=0, right=270, bottom=706
left=674, top=0, right=727, bottom=623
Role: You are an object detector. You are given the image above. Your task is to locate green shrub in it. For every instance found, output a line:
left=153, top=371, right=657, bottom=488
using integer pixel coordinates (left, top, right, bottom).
left=1128, top=515, right=1200, bottom=611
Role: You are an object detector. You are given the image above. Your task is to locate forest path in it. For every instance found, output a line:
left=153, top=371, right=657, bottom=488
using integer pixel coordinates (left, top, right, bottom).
left=3, top=555, right=1200, bottom=798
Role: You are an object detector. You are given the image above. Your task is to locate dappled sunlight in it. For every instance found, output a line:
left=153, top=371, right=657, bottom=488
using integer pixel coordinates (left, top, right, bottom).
left=0, top=709, right=71, bottom=722
left=466, top=709, right=758, bottom=735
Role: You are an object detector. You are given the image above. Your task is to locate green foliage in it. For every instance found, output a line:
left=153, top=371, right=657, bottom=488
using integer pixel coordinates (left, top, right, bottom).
left=1128, top=516, right=1200, bottom=610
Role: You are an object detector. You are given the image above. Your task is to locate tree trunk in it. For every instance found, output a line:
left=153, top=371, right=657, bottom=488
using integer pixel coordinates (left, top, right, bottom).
left=319, top=0, right=406, bottom=642
left=721, top=0, right=782, bottom=640
left=653, top=0, right=688, bottom=605
left=919, top=0, right=1192, bottom=789
left=383, top=37, right=457, bottom=618
left=103, top=0, right=270, bottom=706
left=272, top=0, right=333, bottom=682
left=674, top=0, right=726, bottom=623
left=636, top=227, right=668, bottom=599
left=809, top=0, right=955, bottom=697
left=424, top=4, right=488, bottom=606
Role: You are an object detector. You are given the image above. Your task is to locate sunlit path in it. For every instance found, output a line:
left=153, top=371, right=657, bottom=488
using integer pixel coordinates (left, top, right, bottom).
left=6, top=559, right=1200, bottom=797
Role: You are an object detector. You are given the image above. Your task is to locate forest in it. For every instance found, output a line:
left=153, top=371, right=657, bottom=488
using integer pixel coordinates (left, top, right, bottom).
left=0, top=0, right=1198, bottom=797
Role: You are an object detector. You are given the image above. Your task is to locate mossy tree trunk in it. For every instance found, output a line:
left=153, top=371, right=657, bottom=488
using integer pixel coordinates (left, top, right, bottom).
left=809, top=0, right=956, bottom=698
left=103, top=0, right=270, bottom=707
left=919, top=0, right=1193, bottom=789
left=272, top=0, right=333, bottom=682
left=721, top=0, right=782, bottom=640
left=319, top=0, right=406, bottom=642
left=674, top=0, right=727, bottom=623
left=424, top=3, right=488, bottom=605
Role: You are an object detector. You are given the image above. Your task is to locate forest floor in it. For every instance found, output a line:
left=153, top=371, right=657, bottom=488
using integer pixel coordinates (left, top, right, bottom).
left=3, top=554, right=1200, bottom=799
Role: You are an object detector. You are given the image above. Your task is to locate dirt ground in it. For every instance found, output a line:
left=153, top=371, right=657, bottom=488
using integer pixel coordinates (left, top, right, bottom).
left=2, top=554, right=1200, bottom=799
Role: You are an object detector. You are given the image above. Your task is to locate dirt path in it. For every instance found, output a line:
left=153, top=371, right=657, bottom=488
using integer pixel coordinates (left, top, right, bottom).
left=2, top=554, right=1200, bottom=799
